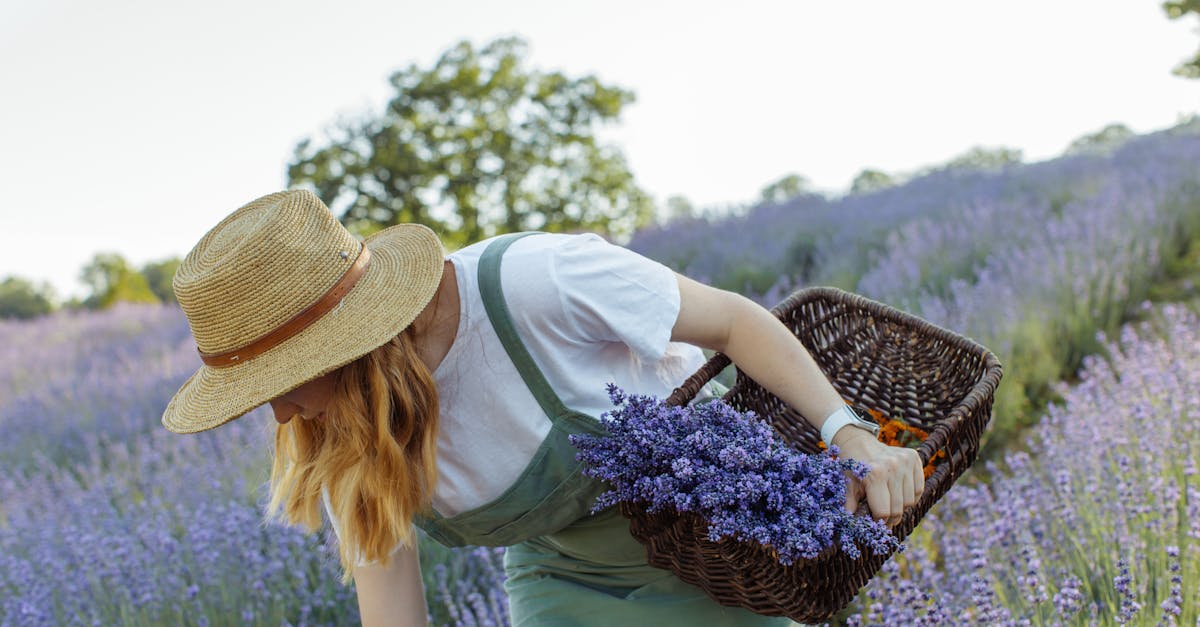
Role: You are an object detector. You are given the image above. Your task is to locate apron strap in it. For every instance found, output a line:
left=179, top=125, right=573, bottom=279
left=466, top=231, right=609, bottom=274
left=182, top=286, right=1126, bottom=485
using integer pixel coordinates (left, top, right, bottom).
left=478, top=232, right=570, bottom=419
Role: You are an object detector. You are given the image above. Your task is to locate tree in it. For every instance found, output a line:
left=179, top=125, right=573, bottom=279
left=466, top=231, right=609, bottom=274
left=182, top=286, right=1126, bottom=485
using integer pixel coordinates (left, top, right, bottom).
left=79, top=253, right=158, bottom=309
left=1164, top=0, right=1200, bottom=78
left=759, top=173, right=809, bottom=205
left=849, top=169, right=895, bottom=195
left=664, top=195, right=697, bottom=223
left=1064, top=123, right=1134, bottom=156
left=288, top=36, right=655, bottom=246
left=942, top=146, right=1023, bottom=172
left=0, top=277, right=56, bottom=319
left=141, top=257, right=182, bottom=304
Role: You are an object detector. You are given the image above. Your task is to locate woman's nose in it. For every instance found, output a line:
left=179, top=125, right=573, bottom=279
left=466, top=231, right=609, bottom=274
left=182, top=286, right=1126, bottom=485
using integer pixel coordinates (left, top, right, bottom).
left=269, top=399, right=303, bottom=424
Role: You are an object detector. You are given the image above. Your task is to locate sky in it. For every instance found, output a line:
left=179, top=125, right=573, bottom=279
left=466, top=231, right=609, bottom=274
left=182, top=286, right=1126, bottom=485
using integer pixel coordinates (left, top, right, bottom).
left=1, top=0, right=1197, bottom=300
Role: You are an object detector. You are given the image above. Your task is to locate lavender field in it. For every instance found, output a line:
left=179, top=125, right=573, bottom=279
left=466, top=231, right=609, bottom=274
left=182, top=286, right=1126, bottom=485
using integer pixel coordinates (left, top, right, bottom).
left=2, top=122, right=1199, bottom=625
left=632, top=120, right=1200, bottom=445
left=0, top=306, right=506, bottom=626
left=838, top=302, right=1200, bottom=625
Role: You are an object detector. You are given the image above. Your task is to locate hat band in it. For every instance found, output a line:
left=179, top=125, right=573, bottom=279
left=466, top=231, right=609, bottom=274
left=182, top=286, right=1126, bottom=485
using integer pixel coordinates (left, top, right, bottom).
left=198, top=244, right=373, bottom=368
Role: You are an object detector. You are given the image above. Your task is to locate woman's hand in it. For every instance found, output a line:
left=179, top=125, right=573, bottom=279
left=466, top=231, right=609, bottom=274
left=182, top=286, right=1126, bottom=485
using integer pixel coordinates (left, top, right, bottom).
left=832, top=427, right=924, bottom=528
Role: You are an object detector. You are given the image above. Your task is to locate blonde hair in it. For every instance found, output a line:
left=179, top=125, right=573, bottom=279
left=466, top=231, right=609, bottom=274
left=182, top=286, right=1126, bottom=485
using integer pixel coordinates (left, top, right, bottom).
left=267, top=328, right=439, bottom=580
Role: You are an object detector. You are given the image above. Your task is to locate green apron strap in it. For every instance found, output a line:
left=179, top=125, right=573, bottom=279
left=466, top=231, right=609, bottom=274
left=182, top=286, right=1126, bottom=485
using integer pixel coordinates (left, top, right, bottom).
left=478, top=232, right=570, bottom=419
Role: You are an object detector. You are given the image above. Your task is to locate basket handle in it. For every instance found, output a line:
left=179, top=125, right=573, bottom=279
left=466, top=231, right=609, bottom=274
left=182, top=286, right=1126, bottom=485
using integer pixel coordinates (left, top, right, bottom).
left=665, top=352, right=731, bottom=407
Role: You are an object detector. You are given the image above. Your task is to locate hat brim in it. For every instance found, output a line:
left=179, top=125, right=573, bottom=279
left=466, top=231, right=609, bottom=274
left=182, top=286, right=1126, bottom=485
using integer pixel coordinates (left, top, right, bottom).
left=162, top=224, right=445, bottom=434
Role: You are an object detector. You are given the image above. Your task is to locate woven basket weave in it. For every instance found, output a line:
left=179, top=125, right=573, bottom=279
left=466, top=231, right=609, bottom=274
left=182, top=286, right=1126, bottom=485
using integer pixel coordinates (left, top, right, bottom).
left=618, top=286, right=1004, bottom=623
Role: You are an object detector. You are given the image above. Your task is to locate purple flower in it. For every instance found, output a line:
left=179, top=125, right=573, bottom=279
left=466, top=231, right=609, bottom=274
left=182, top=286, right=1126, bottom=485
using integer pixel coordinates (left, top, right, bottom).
left=1114, top=559, right=1141, bottom=624
left=571, top=385, right=900, bottom=566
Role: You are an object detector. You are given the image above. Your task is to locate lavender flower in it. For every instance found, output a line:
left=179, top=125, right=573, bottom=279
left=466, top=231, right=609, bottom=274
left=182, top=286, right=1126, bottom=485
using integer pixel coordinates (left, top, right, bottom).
left=571, top=385, right=899, bottom=566
left=1159, top=545, right=1182, bottom=626
left=1052, top=575, right=1083, bottom=620
left=1114, top=559, right=1142, bottom=624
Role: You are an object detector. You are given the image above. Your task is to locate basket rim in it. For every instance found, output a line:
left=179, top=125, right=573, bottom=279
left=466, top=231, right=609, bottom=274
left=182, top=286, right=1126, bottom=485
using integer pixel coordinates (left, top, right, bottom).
left=665, top=285, right=1004, bottom=467
left=667, top=285, right=1003, bottom=407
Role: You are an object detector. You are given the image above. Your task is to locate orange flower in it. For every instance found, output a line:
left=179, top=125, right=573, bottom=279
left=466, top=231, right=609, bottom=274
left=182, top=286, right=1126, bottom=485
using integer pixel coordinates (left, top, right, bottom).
left=828, top=399, right=945, bottom=478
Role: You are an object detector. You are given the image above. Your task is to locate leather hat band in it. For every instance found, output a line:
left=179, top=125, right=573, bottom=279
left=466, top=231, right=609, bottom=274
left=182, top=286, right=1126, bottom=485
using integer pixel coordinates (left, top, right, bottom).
left=198, top=244, right=373, bottom=368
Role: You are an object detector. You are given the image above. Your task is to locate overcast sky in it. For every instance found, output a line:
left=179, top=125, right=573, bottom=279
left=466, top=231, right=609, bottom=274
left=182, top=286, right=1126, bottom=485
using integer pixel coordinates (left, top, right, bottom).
left=1, top=0, right=1197, bottom=300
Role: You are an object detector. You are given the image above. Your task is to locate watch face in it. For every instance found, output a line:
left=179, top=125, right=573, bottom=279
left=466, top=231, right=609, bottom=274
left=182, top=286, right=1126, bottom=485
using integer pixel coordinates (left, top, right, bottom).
left=850, top=404, right=881, bottom=434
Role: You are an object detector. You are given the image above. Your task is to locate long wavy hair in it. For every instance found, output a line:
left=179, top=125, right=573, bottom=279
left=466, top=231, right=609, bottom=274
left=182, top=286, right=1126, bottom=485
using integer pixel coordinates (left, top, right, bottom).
left=266, top=328, right=439, bottom=581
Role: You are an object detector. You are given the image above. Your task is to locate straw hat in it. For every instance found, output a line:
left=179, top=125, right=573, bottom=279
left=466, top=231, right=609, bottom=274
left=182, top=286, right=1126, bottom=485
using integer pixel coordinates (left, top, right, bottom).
left=162, top=189, right=445, bottom=434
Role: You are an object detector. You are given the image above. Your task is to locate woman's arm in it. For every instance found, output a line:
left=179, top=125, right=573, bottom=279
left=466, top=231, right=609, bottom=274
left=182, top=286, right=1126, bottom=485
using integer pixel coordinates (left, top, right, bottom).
left=353, top=543, right=429, bottom=627
left=670, top=273, right=923, bottom=528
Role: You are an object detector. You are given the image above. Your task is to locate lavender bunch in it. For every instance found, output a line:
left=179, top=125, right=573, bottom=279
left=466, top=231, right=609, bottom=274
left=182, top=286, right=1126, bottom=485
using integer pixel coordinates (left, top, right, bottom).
left=570, top=385, right=900, bottom=565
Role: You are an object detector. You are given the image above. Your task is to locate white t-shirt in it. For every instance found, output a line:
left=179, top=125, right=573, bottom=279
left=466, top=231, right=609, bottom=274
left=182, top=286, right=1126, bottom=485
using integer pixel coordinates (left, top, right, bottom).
left=429, top=232, right=706, bottom=516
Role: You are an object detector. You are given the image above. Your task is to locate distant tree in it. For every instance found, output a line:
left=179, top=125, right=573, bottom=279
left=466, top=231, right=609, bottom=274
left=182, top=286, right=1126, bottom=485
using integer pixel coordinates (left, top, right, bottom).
left=1065, top=123, right=1135, bottom=156
left=942, top=146, right=1023, bottom=172
left=140, top=257, right=182, bottom=304
left=0, top=277, right=56, bottom=319
left=849, top=169, right=895, bottom=195
left=80, top=253, right=159, bottom=309
left=1171, top=112, right=1200, bottom=134
left=759, top=173, right=809, bottom=204
left=1163, top=0, right=1200, bottom=78
left=289, top=36, right=654, bottom=246
left=664, top=195, right=697, bottom=223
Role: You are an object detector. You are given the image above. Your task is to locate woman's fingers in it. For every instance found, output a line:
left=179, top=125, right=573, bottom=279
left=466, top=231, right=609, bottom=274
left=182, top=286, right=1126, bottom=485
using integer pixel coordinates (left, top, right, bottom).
left=835, top=431, right=929, bottom=528
left=843, top=472, right=864, bottom=514
left=864, top=476, right=892, bottom=526
left=862, top=448, right=925, bottom=528
left=911, top=449, right=925, bottom=499
left=896, top=464, right=914, bottom=526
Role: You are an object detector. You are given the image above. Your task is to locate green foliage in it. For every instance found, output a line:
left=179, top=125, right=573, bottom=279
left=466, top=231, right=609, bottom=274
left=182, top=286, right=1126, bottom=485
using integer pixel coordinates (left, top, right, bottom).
left=140, top=257, right=182, bottom=304
left=79, top=253, right=159, bottom=309
left=1065, top=123, right=1135, bottom=156
left=717, top=264, right=781, bottom=296
left=1164, top=0, right=1200, bottom=78
left=664, top=195, right=697, bottom=223
left=942, top=146, right=1023, bottom=172
left=289, top=36, right=654, bottom=246
left=0, top=276, right=56, bottom=319
left=849, top=168, right=895, bottom=195
left=759, top=173, right=809, bottom=205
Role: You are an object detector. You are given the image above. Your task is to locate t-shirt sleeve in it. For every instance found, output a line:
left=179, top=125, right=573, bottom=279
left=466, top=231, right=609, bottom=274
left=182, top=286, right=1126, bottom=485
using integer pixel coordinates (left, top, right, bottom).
left=550, top=233, right=682, bottom=362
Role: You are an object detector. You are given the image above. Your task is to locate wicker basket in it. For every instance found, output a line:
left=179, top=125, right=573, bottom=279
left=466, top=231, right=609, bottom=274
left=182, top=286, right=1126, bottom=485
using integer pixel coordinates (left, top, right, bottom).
left=618, top=286, right=1004, bottom=623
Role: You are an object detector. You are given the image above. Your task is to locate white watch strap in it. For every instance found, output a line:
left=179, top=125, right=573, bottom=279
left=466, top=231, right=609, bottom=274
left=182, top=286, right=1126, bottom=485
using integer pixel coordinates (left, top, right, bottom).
left=820, top=405, right=861, bottom=445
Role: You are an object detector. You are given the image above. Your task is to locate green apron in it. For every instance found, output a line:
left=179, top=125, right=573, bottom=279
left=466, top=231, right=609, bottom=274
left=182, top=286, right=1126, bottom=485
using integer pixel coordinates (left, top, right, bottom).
left=415, top=233, right=797, bottom=626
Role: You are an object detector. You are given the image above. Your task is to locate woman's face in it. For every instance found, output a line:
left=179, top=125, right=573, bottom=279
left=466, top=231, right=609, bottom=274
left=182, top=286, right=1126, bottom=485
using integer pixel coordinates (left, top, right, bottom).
left=269, top=370, right=338, bottom=424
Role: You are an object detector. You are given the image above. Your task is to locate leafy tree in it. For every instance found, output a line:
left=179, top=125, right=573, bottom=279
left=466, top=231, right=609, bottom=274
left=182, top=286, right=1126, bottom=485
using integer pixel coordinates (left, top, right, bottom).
left=288, top=36, right=654, bottom=246
left=140, top=257, right=182, bottom=304
left=849, top=169, right=895, bottom=195
left=941, top=146, right=1023, bottom=172
left=0, top=277, right=56, bottom=319
left=759, top=173, right=809, bottom=205
left=80, top=253, right=159, bottom=309
left=1065, top=123, right=1134, bottom=156
left=1164, top=0, right=1200, bottom=78
left=664, top=195, right=697, bottom=223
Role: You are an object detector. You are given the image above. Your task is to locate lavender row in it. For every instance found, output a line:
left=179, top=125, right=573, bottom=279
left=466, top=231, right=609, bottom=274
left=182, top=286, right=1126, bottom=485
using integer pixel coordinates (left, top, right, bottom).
left=0, top=307, right=501, bottom=625
left=0, top=303, right=196, bottom=471
left=631, top=124, right=1200, bottom=440
left=0, top=408, right=361, bottom=625
left=838, top=302, right=1200, bottom=625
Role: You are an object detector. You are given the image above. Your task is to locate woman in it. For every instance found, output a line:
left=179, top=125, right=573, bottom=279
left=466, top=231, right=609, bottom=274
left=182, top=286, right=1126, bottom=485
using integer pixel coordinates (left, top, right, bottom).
left=163, top=190, right=922, bottom=626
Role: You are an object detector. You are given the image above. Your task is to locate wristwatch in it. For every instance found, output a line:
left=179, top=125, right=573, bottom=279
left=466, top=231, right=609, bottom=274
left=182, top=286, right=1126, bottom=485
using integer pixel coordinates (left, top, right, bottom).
left=820, top=404, right=881, bottom=445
